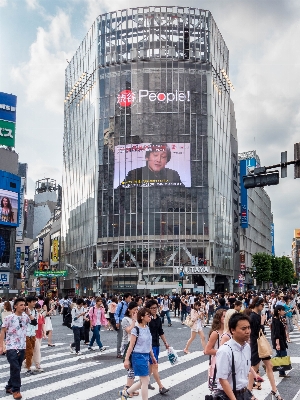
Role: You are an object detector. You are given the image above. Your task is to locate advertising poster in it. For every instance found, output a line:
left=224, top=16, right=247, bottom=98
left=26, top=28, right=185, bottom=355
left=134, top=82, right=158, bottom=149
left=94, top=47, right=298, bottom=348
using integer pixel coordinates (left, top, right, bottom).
left=16, top=178, right=25, bottom=241
left=114, top=143, right=191, bottom=188
left=0, top=272, right=9, bottom=286
left=38, top=238, right=44, bottom=262
left=0, top=189, right=18, bottom=226
left=51, top=239, right=59, bottom=262
left=24, top=246, right=29, bottom=273
left=16, top=247, right=21, bottom=270
left=0, top=228, right=10, bottom=267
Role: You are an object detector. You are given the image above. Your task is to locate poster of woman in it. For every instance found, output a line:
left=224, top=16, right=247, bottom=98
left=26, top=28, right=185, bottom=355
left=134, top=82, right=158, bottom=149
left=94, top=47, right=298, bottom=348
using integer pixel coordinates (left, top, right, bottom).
left=0, top=189, right=18, bottom=225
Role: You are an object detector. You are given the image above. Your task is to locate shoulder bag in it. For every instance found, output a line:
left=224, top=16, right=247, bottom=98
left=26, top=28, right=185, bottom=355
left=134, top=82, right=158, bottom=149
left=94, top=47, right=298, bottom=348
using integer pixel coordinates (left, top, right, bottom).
left=257, top=329, right=272, bottom=358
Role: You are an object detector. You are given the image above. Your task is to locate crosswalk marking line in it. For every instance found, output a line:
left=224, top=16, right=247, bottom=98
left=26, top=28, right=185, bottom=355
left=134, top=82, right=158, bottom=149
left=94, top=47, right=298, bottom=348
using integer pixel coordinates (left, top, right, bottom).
left=56, top=351, right=205, bottom=400
left=112, top=357, right=210, bottom=400
left=0, top=360, right=102, bottom=390
left=0, top=347, right=117, bottom=373
left=0, top=350, right=111, bottom=379
left=292, top=387, right=300, bottom=400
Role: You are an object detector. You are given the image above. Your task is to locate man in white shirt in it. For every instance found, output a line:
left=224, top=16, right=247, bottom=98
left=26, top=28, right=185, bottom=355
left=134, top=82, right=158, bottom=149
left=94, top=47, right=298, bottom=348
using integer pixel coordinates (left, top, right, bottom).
left=215, top=313, right=253, bottom=400
left=0, top=297, right=37, bottom=400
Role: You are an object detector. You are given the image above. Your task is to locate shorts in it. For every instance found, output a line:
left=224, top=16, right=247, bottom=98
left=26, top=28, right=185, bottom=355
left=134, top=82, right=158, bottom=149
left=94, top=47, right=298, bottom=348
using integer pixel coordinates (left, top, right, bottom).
left=192, top=321, right=203, bottom=332
left=131, top=353, right=149, bottom=377
left=149, top=346, right=159, bottom=364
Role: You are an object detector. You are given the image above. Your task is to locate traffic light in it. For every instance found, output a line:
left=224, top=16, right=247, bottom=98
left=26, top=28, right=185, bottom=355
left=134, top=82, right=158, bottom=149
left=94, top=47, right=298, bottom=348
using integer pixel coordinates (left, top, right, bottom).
left=243, top=171, right=279, bottom=189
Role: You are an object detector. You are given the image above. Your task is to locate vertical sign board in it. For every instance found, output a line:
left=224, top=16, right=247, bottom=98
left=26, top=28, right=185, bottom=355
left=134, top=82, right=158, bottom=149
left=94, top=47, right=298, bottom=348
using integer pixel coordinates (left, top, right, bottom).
left=16, top=177, right=25, bottom=241
left=240, top=158, right=256, bottom=229
left=16, top=247, right=21, bottom=270
left=24, top=246, right=29, bottom=274
left=38, top=238, right=44, bottom=262
left=51, top=239, right=59, bottom=262
left=271, top=223, right=275, bottom=256
left=0, top=92, right=17, bottom=148
left=240, top=160, right=248, bottom=228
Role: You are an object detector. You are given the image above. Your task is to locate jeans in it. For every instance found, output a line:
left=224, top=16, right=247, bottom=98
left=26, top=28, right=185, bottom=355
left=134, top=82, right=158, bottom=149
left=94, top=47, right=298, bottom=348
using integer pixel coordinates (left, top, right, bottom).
left=161, top=310, right=171, bottom=325
left=117, top=323, right=123, bottom=355
left=174, top=306, right=180, bottom=317
left=6, top=349, right=25, bottom=393
left=207, top=311, right=215, bottom=324
left=276, top=350, right=287, bottom=376
left=89, top=325, right=103, bottom=349
left=71, top=326, right=84, bottom=353
left=181, top=310, right=187, bottom=322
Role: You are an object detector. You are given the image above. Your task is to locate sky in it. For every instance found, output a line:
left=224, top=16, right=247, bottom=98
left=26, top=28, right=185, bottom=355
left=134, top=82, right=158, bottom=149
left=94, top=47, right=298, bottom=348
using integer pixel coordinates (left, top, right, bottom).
left=0, top=0, right=299, bottom=257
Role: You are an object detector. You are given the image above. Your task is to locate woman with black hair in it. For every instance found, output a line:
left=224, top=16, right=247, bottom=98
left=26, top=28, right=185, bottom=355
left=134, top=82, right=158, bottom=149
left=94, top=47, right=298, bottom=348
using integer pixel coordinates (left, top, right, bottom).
left=271, top=305, right=289, bottom=378
left=247, top=297, right=283, bottom=400
left=0, top=197, right=14, bottom=223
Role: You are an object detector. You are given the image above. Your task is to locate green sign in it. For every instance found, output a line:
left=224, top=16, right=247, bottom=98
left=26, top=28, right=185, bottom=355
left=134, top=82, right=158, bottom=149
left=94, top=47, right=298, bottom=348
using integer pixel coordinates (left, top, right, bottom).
left=34, top=270, right=68, bottom=277
left=0, top=120, right=16, bottom=147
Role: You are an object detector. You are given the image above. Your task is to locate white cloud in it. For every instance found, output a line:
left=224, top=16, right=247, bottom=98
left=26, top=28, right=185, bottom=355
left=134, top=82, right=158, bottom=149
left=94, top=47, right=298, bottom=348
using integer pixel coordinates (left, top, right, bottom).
left=11, top=10, right=77, bottom=114
left=0, top=0, right=7, bottom=6
left=26, top=0, right=39, bottom=9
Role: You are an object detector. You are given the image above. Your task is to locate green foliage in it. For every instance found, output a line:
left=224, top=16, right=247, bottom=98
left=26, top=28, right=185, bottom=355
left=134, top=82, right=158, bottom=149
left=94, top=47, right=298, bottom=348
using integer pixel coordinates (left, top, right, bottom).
left=252, top=253, right=272, bottom=284
left=280, top=256, right=294, bottom=285
left=252, top=253, right=295, bottom=286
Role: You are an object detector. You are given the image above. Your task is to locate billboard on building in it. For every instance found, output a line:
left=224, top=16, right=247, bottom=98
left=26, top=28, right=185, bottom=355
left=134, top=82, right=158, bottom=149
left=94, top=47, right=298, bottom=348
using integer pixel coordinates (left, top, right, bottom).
left=0, top=228, right=11, bottom=267
left=0, top=189, right=19, bottom=226
left=294, top=229, right=300, bottom=239
left=51, top=239, right=59, bottom=262
left=16, top=178, right=25, bottom=241
left=114, top=143, right=191, bottom=188
left=0, top=92, right=17, bottom=148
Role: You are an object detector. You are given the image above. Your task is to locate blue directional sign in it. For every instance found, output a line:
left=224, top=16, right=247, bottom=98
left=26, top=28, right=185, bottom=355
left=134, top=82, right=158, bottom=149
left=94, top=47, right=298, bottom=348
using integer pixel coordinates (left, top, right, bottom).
left=179, top=271, right=184, bottom=277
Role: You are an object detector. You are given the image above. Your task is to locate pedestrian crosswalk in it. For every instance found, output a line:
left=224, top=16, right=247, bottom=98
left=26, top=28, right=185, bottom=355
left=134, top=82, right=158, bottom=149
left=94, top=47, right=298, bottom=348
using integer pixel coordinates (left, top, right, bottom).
left=0, top=321, right=299, bottom=399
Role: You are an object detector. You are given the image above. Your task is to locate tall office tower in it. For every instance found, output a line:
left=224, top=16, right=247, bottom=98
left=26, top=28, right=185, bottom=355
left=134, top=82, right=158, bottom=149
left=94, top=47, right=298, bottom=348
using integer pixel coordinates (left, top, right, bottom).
left=62, top=7, right=238, bottom=294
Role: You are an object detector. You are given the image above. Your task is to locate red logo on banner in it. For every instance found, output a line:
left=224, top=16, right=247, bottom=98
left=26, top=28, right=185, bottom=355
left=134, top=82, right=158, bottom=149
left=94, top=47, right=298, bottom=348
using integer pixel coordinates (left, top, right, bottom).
left=117, top=90, right=136, bottom=107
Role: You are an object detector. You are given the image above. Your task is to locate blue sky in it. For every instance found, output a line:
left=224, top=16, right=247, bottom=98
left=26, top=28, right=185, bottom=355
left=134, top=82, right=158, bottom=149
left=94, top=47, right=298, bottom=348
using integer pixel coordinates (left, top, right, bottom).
left=0, top=0, right=299, bottom=258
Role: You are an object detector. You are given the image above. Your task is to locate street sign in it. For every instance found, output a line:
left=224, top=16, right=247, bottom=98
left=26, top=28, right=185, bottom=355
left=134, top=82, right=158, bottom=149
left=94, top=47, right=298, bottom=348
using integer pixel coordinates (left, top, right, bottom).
left=34, top=270, right=68, bottom=277
left=179, top=271, right=184, bottom=277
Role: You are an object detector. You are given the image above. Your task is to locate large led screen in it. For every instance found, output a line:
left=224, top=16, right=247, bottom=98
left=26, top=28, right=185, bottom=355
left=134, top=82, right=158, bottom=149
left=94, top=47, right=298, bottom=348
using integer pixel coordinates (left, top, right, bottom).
left=114, top=143, right=191, bottom=188
left=0, top=189, right=19, bottom=226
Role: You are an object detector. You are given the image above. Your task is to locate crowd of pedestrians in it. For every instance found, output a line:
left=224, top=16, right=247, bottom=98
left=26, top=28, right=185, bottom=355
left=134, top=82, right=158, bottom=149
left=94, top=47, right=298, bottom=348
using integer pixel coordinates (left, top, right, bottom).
left=0, top=289, right=299, bottom=399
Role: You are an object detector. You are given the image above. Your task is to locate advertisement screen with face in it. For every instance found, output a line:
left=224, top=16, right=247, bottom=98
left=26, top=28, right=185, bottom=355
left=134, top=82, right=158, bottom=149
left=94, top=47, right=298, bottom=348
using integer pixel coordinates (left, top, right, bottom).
left=114, top=143, right=191, bottom=188
left=0, top=189, right=18, bottom=226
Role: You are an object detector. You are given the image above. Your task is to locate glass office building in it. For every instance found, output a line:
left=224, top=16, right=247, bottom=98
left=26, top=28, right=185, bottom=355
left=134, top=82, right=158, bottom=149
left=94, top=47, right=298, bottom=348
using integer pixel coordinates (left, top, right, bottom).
left=62, top=7, right=238, bottom=294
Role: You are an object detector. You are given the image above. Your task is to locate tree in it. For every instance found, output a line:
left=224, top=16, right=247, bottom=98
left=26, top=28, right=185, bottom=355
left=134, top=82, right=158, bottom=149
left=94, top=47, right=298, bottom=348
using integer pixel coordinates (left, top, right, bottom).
left=270, top=256, right=281, bottom=286
left=252, top=253, right=272, bottom=284
left=280, top=256, right=294, bottom=286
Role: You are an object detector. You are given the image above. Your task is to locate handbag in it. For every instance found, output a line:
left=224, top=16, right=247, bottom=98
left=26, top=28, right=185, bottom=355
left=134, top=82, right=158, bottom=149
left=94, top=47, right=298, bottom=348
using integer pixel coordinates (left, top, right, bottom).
left=184, top=315, right=194, bottom=328
left=271, top=356, right=292, bottom=371
left=257, top=329, right=272, bottom=358
left=167, top=347, right=178, bottom=365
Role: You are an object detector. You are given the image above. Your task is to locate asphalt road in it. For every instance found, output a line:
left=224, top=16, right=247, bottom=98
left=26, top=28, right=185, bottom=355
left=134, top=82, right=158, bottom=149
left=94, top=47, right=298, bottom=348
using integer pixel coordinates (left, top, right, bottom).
left=0, top=313, right=300, bottom=400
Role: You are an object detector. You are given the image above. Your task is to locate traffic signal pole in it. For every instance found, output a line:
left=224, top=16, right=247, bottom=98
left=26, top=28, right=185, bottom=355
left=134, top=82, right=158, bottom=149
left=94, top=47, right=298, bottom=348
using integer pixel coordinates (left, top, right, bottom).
left=243, top=142, right=300, bottom=189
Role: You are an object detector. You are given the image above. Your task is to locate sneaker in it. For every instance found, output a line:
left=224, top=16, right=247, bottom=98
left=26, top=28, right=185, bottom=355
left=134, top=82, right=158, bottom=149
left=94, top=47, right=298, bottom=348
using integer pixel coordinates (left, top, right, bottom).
left=75, top=351, right=82, bottom=355
left=69, top=344, right=75, bottom=354
left=279, top=375, right=291, bottom=378
left=119, top=389, right=129, bottom=400
left=25, top=370, right=33, bottom=376
left=13, top=392, right=22, bottom=399
left=168, top=324, right=172, bottom=327
left=88, top=347, right=95, bottom=351
left=99, top=346, right=106, bottom=352
left=35, top=367, right=44, bottom=373
left=148, top=383, right=155, bottom=390
left=159, top=387, right=169, bottom=394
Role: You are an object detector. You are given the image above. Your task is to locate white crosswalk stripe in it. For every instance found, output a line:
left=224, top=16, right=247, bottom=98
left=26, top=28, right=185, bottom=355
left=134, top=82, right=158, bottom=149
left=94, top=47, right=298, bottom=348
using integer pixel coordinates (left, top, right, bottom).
left=0, top=324, right=299, bottom=400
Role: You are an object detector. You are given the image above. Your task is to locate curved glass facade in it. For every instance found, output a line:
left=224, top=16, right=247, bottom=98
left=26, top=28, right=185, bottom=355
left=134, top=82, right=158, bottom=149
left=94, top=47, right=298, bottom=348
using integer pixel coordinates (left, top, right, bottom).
left=62, top=7, right=237, bottom=293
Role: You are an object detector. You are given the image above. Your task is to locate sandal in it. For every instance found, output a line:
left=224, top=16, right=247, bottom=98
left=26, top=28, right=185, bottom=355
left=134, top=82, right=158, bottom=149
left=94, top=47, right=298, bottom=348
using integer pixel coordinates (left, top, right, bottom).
left=271, top=390, right=284, bottom=400
left=253, top=382, right=261, bottom=390
left=183, top=349, right=190, bottom=354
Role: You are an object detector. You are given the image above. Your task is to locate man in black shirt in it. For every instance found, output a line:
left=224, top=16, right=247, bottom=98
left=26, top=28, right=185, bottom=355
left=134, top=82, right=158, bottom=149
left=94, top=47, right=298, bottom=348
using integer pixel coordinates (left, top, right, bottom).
left=172, top=294, right=181, bottom=317
left=146, top=300, right=170, bottom=395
